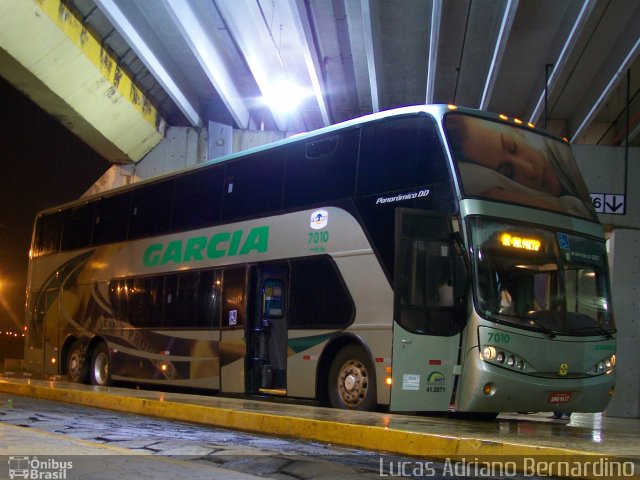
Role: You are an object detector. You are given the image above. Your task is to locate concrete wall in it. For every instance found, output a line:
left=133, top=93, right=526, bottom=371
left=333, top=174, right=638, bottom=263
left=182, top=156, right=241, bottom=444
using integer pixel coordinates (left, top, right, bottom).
left=574, top=145, right=640, bottom=418
left=605, top=229, right=640, bottom=418
left=85, top=123, right=286, bottom=194
left=574, top=145, right=640, bottom=229
left=84, top=125, right=209, bottom=195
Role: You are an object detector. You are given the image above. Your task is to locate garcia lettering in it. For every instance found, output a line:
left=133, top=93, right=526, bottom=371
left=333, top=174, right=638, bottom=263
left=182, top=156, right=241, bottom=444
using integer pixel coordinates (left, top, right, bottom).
left=143, top=226, right=269, bottom=267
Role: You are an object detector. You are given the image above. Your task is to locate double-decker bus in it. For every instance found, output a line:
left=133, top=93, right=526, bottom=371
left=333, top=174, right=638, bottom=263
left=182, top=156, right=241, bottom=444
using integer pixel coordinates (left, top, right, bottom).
left=24, top=105, right=616, bottom=416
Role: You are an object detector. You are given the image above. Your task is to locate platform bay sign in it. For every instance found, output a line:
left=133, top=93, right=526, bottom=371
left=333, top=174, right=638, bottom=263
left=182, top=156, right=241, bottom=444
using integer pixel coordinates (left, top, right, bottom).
left=590, top=193, right=626, bottom=215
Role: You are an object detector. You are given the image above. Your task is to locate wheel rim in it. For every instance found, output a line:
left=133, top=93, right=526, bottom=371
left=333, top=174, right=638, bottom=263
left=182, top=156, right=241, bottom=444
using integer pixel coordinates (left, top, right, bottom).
left=93, top=351, right=109, bottom=385
left=67, top=349, right=82, bottom=381
left=336, top=359, right=369, bottom=407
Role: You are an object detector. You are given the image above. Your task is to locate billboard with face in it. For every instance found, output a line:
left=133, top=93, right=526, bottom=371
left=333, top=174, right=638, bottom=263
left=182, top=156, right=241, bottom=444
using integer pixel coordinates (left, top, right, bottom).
left=444, top=113, right=596, bottom=221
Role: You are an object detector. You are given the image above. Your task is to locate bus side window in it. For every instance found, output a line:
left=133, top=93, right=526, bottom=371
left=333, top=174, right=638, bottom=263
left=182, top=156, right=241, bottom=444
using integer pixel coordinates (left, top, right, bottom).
left=60, top=203, right=94, bottom=251
left=262, top=279, right=284, bottom=318
left=222, top=151, right=285, bottom=221
left=172, top=167, right=224, bottom=230
left=288, top=256, right=354, bottom=328
left=93, top=193, right=130, bottom=246
left=222, top=267, right=246, bottom=328
left=128, top=180, right=174, bottom=240
left=357, top=116, right=448, bottom=196
left=283, top=129, right=359, bottom=208
left=396, top=213, right=463, bottom=336
left=398, top=238, right=458, bottom=335
left=33, top=211, right=64, bottom=257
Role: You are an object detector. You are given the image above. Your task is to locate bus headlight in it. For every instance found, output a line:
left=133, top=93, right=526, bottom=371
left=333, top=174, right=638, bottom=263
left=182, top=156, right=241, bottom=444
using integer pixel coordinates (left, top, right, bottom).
left=589, top=355, right=615, bottom=375
left=482, top=346, right=497, bottom=360
left=480, top=346, right=530, bottom=372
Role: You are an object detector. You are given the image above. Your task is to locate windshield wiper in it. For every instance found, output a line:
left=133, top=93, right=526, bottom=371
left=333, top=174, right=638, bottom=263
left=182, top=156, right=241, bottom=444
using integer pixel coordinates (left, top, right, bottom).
left=489, top=312, right=557, bottom=338
left=526, top=316, right=556, bottom=338
left=568, top=325, right=614, bottom=339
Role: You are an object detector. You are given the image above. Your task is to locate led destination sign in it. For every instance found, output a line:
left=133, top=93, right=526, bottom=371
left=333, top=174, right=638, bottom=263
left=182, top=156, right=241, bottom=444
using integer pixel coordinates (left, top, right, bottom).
left=499, top=233, right=541, bottom=252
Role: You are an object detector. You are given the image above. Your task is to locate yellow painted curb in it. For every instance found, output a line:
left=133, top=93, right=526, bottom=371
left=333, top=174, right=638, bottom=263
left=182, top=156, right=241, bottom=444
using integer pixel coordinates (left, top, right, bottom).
left=0, top=380, right=637, bottom=479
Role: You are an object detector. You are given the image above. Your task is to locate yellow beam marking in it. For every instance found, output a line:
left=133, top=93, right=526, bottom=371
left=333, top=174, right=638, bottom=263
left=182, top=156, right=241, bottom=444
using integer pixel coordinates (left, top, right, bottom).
left=0, top=0, right=165, bottom=162
left=34, top=0, right=161, bottom=131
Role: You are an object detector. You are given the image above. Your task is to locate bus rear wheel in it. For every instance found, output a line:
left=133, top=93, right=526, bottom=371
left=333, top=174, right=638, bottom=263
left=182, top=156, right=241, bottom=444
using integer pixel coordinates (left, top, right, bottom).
left=328, top=345, right=377, bottom=411
left=66, top=340, right=87, bottom=384
left=90, top=342, right=111, bottom=387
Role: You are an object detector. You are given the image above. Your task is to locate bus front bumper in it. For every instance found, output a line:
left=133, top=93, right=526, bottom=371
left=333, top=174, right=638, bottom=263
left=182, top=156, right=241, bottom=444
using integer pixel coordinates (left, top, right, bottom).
left=455, top=350, right=616, bottom=413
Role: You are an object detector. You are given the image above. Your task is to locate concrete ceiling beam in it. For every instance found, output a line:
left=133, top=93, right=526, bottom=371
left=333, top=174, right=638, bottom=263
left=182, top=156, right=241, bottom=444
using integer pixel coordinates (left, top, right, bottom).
left=0, top=0, right=165, bottom=163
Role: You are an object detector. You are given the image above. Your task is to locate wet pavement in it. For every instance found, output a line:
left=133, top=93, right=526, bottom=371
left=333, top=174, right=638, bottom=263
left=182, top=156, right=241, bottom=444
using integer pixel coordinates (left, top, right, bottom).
left=0, top=393, right=546, bottom=479
left=0, top=376, right=639, bottom=479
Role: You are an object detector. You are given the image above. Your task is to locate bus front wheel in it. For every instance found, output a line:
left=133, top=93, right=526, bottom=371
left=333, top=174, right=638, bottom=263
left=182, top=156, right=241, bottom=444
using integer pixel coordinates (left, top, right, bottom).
left=90, top=342, right=111, bottom=387
left=328, top=345, right=377, bottom=411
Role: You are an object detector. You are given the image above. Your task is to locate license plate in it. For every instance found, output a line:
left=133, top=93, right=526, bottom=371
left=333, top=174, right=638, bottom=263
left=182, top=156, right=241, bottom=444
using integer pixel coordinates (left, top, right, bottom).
left=548, top=391, right=572, bottom=404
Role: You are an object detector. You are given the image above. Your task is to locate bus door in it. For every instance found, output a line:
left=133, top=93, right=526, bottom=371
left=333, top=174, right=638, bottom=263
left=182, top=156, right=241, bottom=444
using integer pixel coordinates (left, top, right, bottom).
left=220, top=266, right=248, bottom=393
left=247, top=264, right=289, bottom=396
left=25, top=288, right=57, bottom=375
left=391, top=209, right=466, bottom=412
left=41, top=288, right=61, bottom=376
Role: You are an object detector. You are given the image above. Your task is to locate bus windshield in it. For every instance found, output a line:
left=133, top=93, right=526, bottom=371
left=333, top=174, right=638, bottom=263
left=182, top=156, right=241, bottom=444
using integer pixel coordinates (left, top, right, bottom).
left=444, top=112, right=596, bottom=221
left=470, top=217, right=614, bottom=335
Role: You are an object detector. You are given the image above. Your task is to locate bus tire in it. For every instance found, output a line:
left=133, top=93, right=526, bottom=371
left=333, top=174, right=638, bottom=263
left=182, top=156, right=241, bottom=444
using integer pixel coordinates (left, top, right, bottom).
left=66, top=340, right=88, bottom=384
left=328, top=345, right=377, bottom=411
left=90, top=342, right=111, bottom=387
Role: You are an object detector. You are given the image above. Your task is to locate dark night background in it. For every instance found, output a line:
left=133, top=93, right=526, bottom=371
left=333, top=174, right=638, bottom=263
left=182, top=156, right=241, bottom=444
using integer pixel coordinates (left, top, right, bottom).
left=0, top=76, right=109, bottom=332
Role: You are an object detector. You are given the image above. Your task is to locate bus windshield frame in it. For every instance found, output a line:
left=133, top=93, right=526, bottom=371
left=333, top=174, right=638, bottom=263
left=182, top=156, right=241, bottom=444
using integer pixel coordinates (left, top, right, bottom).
left=468, top=216, right=615, bottom=336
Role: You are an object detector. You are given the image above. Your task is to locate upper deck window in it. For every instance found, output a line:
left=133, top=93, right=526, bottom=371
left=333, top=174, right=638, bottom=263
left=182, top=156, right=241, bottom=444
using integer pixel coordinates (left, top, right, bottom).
left=358, top=115, right=448, bottom=196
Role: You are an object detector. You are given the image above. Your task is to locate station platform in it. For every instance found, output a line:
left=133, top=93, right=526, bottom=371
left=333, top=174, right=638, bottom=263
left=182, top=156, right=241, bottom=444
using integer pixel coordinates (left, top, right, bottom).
left=1, top=376, right=639, bottom=478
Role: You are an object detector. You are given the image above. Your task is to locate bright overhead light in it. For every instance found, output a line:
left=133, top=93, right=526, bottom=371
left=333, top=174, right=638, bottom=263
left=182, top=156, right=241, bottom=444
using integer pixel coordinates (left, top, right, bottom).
left=264, top=80, right=310, bottom=114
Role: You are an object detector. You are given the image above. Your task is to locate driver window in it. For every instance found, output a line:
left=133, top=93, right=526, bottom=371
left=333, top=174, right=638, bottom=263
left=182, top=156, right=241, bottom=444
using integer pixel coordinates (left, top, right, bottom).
left=398, top=237, right=459, bottom=335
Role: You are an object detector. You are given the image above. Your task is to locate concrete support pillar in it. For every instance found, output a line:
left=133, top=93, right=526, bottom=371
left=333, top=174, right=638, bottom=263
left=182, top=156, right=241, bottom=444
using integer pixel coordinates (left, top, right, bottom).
left=83, top=125, right=208, bottom=194
left=605, top=228, right=640, bottom=418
